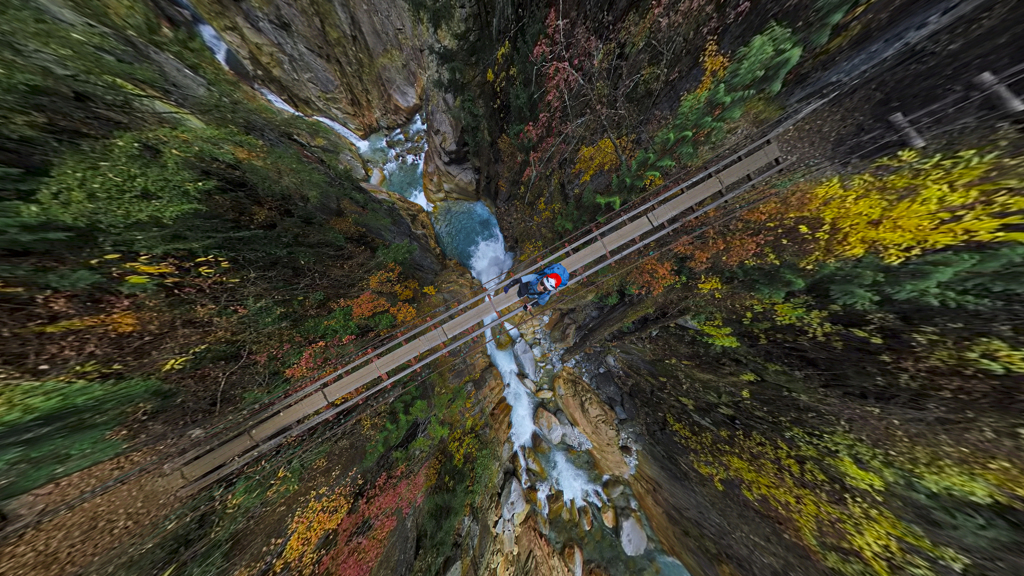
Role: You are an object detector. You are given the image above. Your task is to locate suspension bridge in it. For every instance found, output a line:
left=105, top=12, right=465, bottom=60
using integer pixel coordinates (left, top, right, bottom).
left=162, top=132, right=789, bottom=493
left=166, top=61, right=1024, bottom=490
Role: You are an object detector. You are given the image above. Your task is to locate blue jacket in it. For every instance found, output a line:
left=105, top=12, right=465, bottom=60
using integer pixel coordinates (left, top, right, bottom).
left=520, top=263, right=568, bottom=306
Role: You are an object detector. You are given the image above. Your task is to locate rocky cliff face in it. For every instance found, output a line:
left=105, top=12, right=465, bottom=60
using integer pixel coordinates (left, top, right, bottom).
left=422, top=92, right=479, bottom=203
left=191, top=0, right=425, bottom=136
left=360, top=181, right=444, bottom=270
left=191, top=0, right=484, bottom=202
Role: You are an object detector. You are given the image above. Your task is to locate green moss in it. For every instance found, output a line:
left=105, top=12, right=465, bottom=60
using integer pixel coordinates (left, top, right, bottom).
left=0, top=378, right=165, bottom=499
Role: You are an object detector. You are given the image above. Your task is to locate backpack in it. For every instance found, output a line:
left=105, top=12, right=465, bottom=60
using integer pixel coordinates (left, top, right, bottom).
left=540, top=263, right=568, bottom=289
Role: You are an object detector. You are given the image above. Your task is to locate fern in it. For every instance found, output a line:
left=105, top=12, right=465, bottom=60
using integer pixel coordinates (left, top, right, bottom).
left=594, top=194, right=621, bottom=211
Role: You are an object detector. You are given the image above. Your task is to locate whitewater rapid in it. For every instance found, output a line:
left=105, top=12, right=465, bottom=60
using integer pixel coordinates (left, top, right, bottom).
left=436, top=202, right=604, bottom=509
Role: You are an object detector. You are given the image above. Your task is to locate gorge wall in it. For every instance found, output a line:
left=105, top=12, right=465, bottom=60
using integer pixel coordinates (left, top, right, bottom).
left=189, top=0, right=485, bottom=204
left=191, top=0, right=425, bottom=136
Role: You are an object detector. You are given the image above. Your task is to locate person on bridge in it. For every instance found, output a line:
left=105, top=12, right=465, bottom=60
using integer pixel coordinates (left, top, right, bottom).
left=503, top=262, right=568, bottom=313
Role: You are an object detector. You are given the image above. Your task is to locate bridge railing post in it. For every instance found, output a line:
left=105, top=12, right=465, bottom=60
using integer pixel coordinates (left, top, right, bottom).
left=973, top=71, right=1024, bottom=115
left=888, top=112, right=926, bottom=149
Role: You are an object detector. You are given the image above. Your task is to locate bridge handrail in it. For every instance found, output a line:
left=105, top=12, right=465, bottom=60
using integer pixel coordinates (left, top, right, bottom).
left=197, top=126, right=791, bottom=452
left=173, top=100, right=824, bottom=472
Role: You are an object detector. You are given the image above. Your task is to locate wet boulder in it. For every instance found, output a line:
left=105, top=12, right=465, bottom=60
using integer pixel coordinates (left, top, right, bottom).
left=514, top=339, right=539, bottom=381
left=534, top=407, right=563, bottom=445
left=501, top=478, right=529, bottom=526
left=602, top=478, right=625, bottom=499
left=530, top=431, right=550, bottom=454
left=601, top=504, right=617, bottom=528
left=547, top=491, right=566, bottom=520
left=370, top=167, right=386, bottom=186
left=524, top=450, right=547, bottom=480
left=580, top=505, right=594, bottom=531
left=620, top=514, right=648, bottom=556
left=564, top=544, right=583, bottom=576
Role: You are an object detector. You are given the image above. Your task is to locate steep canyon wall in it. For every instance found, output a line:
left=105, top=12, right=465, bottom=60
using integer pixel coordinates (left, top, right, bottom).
left=191, top=0, right=425, bottom=136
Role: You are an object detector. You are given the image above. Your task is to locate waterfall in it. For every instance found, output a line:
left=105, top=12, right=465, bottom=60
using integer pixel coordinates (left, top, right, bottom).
left=192, top=15, right=671, bottom=569
left=312, top=116, right=370, bottom=153
left=196, top=23, right=228, bottom=65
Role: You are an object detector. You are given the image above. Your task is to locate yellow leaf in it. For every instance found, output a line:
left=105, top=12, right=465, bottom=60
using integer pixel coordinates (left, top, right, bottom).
left=135, top=265, right=175, bottom=274
left=125, top=275, right=151, bottom=284
left=103, top=254, right=122, bottom=259
left=161, top=356, right=193, bottom=372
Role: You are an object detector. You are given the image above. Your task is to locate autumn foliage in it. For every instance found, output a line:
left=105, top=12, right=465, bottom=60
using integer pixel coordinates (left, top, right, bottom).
left=573, top=138, right=633, bottom=184
left=803, top=149, right=1024, bottom=264
left=676, top=149, right=1024, bottom=273
left=346, top=291, right=391, bottom=320
left=319, top=465, right=429, bottom=576
left=369, top=263, right=418, bottom=300
left=275, top=484, right=353, bottom=576
left=626, top=256, right=677, bottom=296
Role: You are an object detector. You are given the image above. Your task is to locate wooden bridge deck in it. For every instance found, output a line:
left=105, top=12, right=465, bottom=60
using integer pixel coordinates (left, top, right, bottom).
left=166, top=134, right=787, bottom=491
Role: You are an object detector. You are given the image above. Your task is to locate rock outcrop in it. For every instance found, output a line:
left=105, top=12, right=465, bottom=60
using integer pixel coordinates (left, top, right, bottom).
left=534, top=408, right=563, bottom=445
left=422, top=93, right=478, bottom=203
left=360, top=182, right=442, bottom=258
left=191, top=0, right=425, bottom=135
left=347, top=182, right=443, bottom=282
left=619, top=514, right=649, bottom=556
left=554, top=369, right=629, bottom=476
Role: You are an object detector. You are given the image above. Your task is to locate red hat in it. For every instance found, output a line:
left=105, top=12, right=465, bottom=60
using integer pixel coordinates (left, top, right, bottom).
left=544, top=273, right=562, bottom=289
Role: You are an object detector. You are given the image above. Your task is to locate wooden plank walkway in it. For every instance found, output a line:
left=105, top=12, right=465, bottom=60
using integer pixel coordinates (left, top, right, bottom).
left=165, top=135, right=787, bottom=491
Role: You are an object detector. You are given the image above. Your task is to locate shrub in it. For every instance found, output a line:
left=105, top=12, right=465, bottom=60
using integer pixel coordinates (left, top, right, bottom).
left=0, top=200, right=70, bottom=252
left=32, top=131, right=216, bottom=232
left=319, top=465, right=429, bottom=576
left=375, top=241, right=417, bottom=268
left=308, top=307, right=359, bottom=340
left=805, top=151, right=1024, bottom=264
left=367, top=313, right=396, bottom=331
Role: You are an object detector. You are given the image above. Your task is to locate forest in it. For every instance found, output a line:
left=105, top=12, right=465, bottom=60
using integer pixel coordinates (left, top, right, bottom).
left=1, top=0, right=1022, bottom=575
